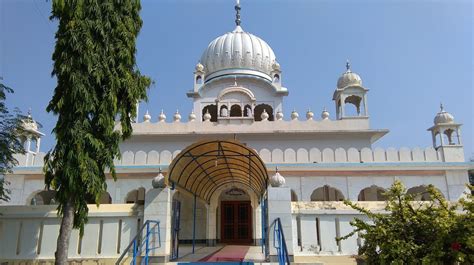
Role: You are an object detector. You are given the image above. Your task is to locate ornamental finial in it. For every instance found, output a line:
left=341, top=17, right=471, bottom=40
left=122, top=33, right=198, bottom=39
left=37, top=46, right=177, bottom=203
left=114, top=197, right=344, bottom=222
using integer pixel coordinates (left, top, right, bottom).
left=440, top=102, right=444, bottom=112
left=346, top=59, right=351, bottom=72
left=235, top=0, right=241, bottom=26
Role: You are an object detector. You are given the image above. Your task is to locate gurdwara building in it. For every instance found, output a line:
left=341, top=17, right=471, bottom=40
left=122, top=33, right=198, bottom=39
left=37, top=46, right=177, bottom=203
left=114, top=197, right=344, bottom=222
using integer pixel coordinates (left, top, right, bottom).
left=1, top=2, right=471, bottom=264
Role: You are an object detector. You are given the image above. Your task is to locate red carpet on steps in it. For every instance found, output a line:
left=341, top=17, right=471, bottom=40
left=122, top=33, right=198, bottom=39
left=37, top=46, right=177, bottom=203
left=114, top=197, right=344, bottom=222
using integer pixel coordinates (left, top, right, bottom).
left=199, top=245, right=250, bottom=262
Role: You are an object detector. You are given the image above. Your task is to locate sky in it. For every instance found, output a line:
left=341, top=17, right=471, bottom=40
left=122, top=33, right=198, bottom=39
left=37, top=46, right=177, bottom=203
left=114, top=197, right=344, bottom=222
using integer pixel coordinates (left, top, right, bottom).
left=1, top=0, right=473, bottom=158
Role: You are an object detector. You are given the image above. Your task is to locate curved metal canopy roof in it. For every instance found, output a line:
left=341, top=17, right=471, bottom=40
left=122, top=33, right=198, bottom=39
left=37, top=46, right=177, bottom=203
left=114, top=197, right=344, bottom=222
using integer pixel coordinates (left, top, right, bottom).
left=167, top=140, right=269, bottom=202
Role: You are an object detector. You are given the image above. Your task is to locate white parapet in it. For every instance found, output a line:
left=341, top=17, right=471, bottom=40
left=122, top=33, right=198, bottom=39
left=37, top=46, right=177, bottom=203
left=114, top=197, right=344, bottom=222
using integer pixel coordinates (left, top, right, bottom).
left=0, top=204, right=142, bottom=261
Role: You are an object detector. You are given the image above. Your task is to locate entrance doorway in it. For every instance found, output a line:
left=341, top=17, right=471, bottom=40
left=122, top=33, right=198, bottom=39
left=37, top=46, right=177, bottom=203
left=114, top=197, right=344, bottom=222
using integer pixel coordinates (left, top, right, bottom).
left=221, top=201, right=253, bottom=244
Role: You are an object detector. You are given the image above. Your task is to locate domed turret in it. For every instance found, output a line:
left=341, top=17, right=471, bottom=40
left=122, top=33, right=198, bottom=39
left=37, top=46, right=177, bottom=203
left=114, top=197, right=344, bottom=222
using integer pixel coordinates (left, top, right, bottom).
left=333, top=61, right=369, bottom=120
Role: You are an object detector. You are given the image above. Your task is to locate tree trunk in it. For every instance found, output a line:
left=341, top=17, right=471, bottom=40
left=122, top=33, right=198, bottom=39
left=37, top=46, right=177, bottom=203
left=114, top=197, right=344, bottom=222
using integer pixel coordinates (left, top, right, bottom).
left=55, top=199, right=75, bottom=265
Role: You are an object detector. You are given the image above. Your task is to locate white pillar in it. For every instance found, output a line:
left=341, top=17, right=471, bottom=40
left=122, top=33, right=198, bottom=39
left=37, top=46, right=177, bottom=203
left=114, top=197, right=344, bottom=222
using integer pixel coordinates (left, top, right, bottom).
left=143, top=187, right=172, bottom=263
left=267, top=186, right=294, bottom=262
left=363, top=94, right=368, bottom=116
left=206, top=203, right=217, bottom=246
left=456, top=128, right=462, bottom=145
left=340, top=96, right=346, bottom=118
left=25, top=136, right=32, bottom=166
left=35, top=137, right=41, bottom=153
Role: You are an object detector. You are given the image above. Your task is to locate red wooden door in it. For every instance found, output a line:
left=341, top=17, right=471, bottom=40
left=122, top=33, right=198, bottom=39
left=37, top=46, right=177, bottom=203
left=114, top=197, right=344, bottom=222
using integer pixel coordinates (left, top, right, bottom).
left=221, top=201, right=252, bottom=244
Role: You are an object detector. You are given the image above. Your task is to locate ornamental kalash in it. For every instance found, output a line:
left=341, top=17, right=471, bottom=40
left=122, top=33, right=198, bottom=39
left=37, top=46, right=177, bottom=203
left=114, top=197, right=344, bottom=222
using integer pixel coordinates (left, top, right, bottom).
left=1, top=1, right=470, bottom=264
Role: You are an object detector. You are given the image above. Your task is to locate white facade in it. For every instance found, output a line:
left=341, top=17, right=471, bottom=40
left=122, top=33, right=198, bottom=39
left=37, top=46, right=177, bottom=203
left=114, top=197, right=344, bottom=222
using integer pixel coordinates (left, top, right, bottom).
left=1, top=3, right=472, bottom=263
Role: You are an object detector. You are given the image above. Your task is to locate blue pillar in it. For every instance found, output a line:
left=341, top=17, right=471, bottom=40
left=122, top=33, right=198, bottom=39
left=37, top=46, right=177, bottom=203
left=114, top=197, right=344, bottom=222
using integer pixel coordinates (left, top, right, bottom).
left=192, top=194, right=197, bottom=253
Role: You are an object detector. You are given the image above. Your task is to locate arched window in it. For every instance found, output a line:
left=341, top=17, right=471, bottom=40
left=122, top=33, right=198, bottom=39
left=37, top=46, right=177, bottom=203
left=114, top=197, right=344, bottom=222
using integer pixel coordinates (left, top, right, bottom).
left=220, top=105, right=229, bottom=117
left=291, top=189, right=298, bottom=202
left=196, top=75, right=202, bottom=84
left=310, top=185, right=344, bottom=201
left=407, top=185, right=443, bottom=201
left=243, top=104, right=252, bottom=117
left=444, top=129, right=455, bottom=145
left=202, top=104, right=218, bottom=122
left=273, top=74, right=280, bottom=83
left=29, top=190, right=57, bottom=205
left=358, top=186, right=387, bottom=201
left=230, top=104, right=242, bottom=117
left=125, top=187, right=146, bottom=205
left=344, top=95, right=362, bottom=116
left=254, top=104, right=274, bottom=121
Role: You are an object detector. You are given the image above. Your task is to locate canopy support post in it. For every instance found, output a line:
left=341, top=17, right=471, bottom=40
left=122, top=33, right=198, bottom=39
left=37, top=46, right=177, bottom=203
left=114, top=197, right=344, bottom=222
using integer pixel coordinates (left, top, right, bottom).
left=192, top=194, right=197, bottom=253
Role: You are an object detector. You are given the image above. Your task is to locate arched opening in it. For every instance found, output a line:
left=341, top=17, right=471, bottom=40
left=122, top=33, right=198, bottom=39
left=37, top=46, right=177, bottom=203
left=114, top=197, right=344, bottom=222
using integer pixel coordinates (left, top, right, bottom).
left=254, top=104, right=274, bottom=121
left=167, top=140, right=268, bottom=246
left=230, top=104, right=242, bottom=117
left=344, top=95, right=362, bottom=116
left=219, top=187, right=252, bottom=244
left=29, top=190, right=57, bottom=205
left=86, top=191, right=112, bottom=204
left=202, top=104, right=218, bottom=122
left=444, top=129, right=455, bottom=145
left=196, top=75, right=202, bottom=84
left=407, top=185, right=443, bottom=201
left=310, top=185, right=345, bottom=201
left=243, top=104, right=252, bottom=117
left=273, top=74, right=280, bottom=83
left=219, top=105, right=228, bottom=117
left=125, top=187, right=146, bottom=205
left=30, top=138, right=38, bottom=152
left=358, top=186, right=387, bottom=201
left=291, top=189, right=298, bottom=202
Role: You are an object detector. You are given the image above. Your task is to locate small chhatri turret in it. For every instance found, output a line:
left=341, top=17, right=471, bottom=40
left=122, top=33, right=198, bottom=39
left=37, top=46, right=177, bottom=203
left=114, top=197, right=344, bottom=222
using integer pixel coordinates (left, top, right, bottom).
left=427, top=103, right=463, bottom=162
left=333, top=60, right=369, bottom=120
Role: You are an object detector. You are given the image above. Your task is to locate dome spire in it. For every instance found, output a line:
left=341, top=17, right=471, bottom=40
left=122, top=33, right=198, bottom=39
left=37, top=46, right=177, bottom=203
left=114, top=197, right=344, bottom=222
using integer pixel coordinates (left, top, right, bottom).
left=346, top=59, right=351, bottom=72
left=235, top=0, right=241, bottom=26
left=440, top=102, right=444, bottom=112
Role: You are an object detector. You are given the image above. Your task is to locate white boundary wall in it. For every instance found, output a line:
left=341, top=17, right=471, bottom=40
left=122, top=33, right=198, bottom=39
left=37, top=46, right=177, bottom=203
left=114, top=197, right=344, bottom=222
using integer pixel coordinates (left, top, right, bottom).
left=291, top=201, right=383, bottom=256
left=0, top=204, right=142, bottom=261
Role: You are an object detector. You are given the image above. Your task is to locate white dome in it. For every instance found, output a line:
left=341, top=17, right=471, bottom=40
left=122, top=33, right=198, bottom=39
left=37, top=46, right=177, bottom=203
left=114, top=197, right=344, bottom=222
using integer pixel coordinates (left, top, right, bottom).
left=434, top=104, right=454, bottom=124
left=22, top=112, right=38, bottom=131
left=337, top=70, right=362, bottom=89
left=337, top=62, right=362, bottom=89
left=200, top=26, right=277, bottom=81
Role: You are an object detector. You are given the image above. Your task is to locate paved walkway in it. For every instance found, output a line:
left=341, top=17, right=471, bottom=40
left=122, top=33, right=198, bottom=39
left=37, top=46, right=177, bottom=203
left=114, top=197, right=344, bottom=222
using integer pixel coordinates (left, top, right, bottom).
left=173, top=245, right=265, bottom=263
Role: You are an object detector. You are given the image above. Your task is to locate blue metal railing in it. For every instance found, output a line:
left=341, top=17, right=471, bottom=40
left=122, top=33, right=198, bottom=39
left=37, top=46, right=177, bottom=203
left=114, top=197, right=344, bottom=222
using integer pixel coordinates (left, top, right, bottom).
left=116, top=220, right=161, bottom=265
left=273, top=218, right=290, bottom=265
left=261, top=197, right=268, bottom=257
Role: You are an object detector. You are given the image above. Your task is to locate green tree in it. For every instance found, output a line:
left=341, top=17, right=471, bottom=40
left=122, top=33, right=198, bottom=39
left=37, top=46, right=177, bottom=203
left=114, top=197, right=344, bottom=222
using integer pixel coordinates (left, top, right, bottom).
left=0, top=80, right=25, bottom=202
left=339, top=181, right=473, bottom=264
left=46, top=1, right=150, bottom=263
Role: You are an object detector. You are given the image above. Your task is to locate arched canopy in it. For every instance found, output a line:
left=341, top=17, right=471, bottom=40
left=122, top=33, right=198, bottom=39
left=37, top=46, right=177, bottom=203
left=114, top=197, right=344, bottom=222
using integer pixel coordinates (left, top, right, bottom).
left=167, top=140, right=269, bottom=203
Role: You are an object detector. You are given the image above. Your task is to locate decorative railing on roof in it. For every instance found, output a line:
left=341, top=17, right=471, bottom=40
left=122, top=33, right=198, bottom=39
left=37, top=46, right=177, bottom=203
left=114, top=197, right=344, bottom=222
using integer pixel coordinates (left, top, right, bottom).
left=14, top=147, right=444, bottom=168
